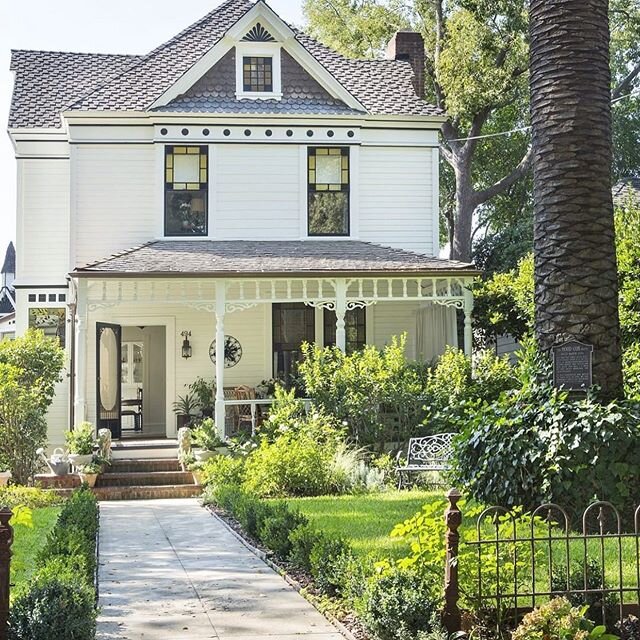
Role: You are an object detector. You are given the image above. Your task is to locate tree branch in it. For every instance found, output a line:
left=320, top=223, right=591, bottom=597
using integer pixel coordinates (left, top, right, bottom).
left=613, top=58, right=640, bottom=99
left=472, top=145, right=533, bottom=207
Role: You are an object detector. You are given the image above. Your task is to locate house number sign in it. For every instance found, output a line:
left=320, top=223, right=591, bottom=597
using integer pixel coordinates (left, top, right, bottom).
left=552, top=340, right=593, bottom=391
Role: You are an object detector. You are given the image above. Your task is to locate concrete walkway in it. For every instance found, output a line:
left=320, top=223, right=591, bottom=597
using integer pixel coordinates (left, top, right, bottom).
left=97, top=499, right=344, bottom=640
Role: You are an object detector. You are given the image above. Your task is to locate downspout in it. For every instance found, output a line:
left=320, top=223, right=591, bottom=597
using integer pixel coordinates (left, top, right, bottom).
left=67, top=276, right=76, bottom=431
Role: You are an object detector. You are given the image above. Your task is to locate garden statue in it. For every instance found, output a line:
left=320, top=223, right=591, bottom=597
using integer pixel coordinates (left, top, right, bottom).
left=97, top=429, right=112, bottom=462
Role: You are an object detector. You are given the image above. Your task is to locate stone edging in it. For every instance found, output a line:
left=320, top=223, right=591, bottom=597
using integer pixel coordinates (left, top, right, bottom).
left=206, top=507, right=359, bottom=640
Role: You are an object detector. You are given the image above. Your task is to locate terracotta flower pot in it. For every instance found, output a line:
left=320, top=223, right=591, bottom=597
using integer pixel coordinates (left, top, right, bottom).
left=79, top=473, right=98, bottom=488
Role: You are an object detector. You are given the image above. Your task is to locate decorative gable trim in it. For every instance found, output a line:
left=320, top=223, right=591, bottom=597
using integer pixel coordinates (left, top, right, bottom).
left=242, top=22, right=275, bottom=42
left=149, top=1, right=365, bottom=112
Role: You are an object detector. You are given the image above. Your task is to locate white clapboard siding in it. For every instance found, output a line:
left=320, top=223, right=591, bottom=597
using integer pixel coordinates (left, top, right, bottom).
left=73, top=145, right=156, bottom=267
left=371, top=301, right=420, bottom=359
left=214, top=144, right=300, bottom=239
left=46, top=375, right=69, bottom=449
left=18, top=159, right=70, bottom=282
left=358, top=147, right=434, bottom=254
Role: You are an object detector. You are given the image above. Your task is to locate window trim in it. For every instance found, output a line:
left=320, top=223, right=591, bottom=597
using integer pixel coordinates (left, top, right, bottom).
left=235, top=41, right=282, bottom=100
left=307, top=146, right=350, bottom=237
left=164, top=145, right=209, bottom=238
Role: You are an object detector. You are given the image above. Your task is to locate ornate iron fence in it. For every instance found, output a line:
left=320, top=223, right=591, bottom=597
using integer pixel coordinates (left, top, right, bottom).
left=443, top=489, right=640, bottom=637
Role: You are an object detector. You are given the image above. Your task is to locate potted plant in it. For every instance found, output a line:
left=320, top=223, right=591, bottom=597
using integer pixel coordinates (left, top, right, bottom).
left=172, top=393, right=200, bottom=430
left=66, top=422, right=96, bottom=468
left=189, top=461, right=205, bottom=486
left=188, top=377, right=215, bottom=418
left=191, top=418, right=228, bottom=461
left=77, top=459, right=102, bottom=488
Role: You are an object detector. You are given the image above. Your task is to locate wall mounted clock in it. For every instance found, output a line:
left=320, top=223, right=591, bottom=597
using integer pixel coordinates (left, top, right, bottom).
left=209, top=335, right=242, bottom=368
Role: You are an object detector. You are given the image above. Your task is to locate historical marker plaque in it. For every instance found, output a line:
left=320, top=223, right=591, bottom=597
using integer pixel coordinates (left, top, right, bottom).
left=552, top=340, right=593, bottom=391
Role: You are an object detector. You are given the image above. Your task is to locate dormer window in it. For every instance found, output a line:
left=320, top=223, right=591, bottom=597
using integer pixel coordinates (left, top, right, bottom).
left=235, top=25, right=281, bottom=100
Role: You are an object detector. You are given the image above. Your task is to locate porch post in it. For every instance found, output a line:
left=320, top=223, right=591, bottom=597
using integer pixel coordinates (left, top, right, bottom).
left=463, top=286, right=474, bottom=358
left=74, top=279, right=88, bottom=426
left=214, top=281, right=226, bottom=437
left=335, top=278, right=347, bottom=352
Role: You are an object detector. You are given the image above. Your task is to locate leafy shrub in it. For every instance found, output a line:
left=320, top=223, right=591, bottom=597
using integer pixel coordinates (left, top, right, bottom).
left=8, top=571, right=96, bottom=640
left=65, top=422, right=96, bottom=455
left=309, top=534, right=353, bottom=597
left=258, top=502, right=307, bottom=559
left=260, top=385, right=307, bottom=441
left=200, top=455, right=246, bottom=489
left=0, top=486, right=62, bottom=509
left=190, top=418, right=224, bottom=451
left=511, top=597, right=616, bottom=640
left=288, top=524, right=323, bottom=572
left=0, top=330, right=65, bottom=484
left=358, top=567, right=445, bottom=640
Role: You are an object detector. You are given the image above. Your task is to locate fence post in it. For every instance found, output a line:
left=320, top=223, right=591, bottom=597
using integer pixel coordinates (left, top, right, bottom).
left=443, top=488, right=463, bottom=634
left=0, top=506, right=13, bottom=640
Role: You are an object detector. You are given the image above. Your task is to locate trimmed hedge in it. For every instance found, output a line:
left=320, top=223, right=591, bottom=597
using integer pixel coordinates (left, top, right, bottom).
left=9, top=487, right=99, bottom=640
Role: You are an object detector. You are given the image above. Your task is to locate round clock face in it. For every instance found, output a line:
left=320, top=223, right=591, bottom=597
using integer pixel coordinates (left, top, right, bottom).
left=209, top=335, right=242, bottom=368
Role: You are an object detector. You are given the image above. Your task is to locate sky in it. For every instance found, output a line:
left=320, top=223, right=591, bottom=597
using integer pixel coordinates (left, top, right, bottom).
left=0, top=0, right=305, bottom=266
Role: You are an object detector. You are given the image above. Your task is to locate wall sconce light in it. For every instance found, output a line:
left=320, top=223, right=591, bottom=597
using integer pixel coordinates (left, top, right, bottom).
left=181, top=331, right=192, bottom=359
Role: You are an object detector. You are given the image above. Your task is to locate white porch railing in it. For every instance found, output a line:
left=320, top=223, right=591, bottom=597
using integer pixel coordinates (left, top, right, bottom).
left=223, top=398, right=312, bottom=436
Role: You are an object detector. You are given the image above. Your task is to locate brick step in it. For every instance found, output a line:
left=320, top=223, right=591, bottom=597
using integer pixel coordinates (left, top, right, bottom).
left=96, top=470, right=194, bottom=487
left=104, top=458, right=181, bottom=474
left=93, top=484, right=203, bottom=501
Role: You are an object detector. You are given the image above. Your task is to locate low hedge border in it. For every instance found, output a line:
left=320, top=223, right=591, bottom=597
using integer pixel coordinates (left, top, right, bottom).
left=8, top=486, right=100, bottom=640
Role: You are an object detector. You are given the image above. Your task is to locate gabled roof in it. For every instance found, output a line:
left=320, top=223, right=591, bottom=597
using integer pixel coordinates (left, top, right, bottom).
left=1, top=243, right=15, bottom=275
left=9, top=0, right=441, bottom=128
left=613, top=177, right=640, bottom=207
left=72, top=240, right=476, bottom=277
left=9, top=50, right=142, bottom=128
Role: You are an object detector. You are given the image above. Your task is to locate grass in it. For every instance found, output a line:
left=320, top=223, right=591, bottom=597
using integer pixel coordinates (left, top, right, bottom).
left=11, top=506, right=61, bottom=590
left=287, top=489, right=440, bottom=559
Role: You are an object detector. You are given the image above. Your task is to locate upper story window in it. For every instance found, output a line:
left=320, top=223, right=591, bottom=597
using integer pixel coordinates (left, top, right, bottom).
left=243, top=56, right=273, bottom=92
left=308, top=147, right=350, bottom=236
left=165, top=146, right=208, bottom=236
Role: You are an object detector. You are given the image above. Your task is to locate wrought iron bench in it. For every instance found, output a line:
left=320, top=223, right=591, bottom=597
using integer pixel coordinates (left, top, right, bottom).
left=395, top=433, right=456, bottom=489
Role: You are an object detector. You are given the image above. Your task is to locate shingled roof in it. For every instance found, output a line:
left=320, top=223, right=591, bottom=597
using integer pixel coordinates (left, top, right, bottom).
left=9, top=0, right=440, bottom=128
left=73, top=241, right=476, bottom=277
left=613, top=177, right=640, bottom=207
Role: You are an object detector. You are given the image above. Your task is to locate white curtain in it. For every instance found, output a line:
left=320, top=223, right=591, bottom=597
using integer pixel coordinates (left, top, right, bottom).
left=415, top=303, right=458, bottom=363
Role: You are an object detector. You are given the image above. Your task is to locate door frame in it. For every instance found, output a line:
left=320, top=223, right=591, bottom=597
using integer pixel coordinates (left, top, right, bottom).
left=95, top=315, right=176, bottom=439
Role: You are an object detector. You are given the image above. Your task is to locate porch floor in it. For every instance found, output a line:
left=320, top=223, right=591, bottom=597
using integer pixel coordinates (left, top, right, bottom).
left=97, top=499, right=343, bottom=639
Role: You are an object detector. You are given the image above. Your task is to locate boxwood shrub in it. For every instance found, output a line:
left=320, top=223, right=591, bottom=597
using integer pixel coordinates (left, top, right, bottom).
left=9, top=487, right=99, bottom=640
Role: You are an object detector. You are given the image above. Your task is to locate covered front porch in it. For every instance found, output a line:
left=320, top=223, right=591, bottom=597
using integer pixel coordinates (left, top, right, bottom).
left=69, top=241, right=477, bottom=438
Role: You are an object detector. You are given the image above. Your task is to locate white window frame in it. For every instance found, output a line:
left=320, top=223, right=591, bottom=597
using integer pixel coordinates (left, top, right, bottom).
left=235, top=42, right=282, bottom=101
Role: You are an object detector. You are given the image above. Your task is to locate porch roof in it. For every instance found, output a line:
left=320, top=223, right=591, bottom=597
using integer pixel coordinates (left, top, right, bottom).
left=71, top=240, right=478, bottom=278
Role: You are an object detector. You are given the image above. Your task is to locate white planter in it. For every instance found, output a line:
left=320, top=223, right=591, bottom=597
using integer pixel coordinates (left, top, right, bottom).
left=69, top=454, right=93, bottom=467
left=215, top=446, right=230, bottom=456
left=193, top=449, right=216, bottom=462
left=0, top=471, right=11, bottom=486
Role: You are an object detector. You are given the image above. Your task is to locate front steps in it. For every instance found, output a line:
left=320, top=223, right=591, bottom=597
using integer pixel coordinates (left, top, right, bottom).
left=111, top=438, right=180, bottom=460
left=95, top=458, right=202, bottom=500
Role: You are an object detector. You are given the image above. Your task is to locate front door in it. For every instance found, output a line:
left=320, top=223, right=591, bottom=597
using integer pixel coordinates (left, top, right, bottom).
left=96, top=323, right=122, bottom=438
left=272, top=303, right=315, bottom=385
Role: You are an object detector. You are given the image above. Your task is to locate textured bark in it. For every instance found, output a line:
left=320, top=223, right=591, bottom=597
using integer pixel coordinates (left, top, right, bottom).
left=530, top=0, right=623, bottom=397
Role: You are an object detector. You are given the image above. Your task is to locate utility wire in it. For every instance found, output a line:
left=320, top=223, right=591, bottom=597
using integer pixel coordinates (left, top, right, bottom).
left=445, top=87, right=640, bottom=143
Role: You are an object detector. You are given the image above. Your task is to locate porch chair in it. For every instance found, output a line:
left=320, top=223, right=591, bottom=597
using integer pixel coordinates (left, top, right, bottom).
left=234, top=385, right=257, bottom=434
left=121, top=387, right=143, bottom=433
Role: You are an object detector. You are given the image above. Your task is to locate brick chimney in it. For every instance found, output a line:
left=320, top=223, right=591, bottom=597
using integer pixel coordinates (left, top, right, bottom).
left=386, top=31, right=425, bottom=98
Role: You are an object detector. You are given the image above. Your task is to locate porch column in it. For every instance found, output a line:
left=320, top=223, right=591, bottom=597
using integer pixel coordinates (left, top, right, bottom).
left=74, top=279, right=88, bottom=426
left=214, top=281, right=226, bottom=437
left=463, top=287, right=474, bottom=358
left=335, top=278, right=347, bottom=352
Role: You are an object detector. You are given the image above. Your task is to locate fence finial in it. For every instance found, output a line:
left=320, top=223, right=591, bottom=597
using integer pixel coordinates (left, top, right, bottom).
left=0, top=506, right=13, bottom=640
left=443, top=488, right=463, bottom=634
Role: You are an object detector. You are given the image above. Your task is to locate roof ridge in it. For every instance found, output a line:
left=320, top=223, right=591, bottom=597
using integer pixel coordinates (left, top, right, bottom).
left=11, top=49, right=140, bottom=58
left=79, top=241, right=157, bottom=270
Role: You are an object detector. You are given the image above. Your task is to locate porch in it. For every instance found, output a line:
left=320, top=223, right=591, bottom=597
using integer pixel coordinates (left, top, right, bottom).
left=69, top=240, right=478, bottom=438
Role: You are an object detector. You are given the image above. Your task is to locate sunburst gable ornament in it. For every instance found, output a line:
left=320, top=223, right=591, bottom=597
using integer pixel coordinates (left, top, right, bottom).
left=242, top=22, right=275, bottom=42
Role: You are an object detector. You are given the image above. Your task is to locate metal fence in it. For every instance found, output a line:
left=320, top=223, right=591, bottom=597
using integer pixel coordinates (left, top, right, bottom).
left=443, top=489, right=640, bottom=637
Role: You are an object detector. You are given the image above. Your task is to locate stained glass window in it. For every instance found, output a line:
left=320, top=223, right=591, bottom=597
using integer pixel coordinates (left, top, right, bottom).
left=165, top=146, right=208, bottom=236
left=243, top=56, right=273, bottom=92
left=308, top=148, right=349, bottom=235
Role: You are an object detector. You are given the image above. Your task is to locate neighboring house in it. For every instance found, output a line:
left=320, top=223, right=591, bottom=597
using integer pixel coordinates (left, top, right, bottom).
left=613, top=176, right=640, bottom=208
left=8, top=0, right=477, bottom=445
left=0, top=242, right=16, bottom=341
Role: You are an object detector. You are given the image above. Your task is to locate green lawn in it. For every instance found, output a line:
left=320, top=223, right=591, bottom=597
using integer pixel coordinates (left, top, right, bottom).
left=11, top=506, right=61, bottom=590
left=287, top=490, right=440, bottom=560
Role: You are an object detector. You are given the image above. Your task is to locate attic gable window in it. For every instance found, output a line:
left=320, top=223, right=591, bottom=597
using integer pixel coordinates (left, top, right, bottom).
left=164, top=146, right=208, bottom=236
left=235, top=40, right=282, bottom=100
left=243, top=56, right=273, bottom=92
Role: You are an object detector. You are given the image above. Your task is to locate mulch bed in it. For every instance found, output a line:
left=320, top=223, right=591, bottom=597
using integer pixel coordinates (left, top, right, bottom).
left=206, top=503, right=369, bottom=640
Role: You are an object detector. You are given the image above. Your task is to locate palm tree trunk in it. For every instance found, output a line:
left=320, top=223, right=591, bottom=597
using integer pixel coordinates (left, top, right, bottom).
left=530, top=0, right=623, bottom=398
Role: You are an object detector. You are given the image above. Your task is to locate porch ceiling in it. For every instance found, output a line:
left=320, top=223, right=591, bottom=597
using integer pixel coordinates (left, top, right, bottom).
left=72, top=240, right=478, bottom=278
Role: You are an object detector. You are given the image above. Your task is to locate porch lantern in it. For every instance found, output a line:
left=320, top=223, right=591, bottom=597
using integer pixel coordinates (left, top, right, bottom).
left=181, top=331, right=192, bottom=359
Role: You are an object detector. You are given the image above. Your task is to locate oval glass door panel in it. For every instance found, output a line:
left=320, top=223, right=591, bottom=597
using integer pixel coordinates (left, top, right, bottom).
left=99, top=328, right=118, bottom=412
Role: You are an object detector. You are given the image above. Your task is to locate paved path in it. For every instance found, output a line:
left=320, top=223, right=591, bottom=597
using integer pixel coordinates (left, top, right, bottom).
left=97, top=499, right=343, bottom=640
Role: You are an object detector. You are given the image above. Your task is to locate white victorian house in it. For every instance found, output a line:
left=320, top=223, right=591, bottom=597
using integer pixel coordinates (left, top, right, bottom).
left=8, top=0, right=477, bottom=446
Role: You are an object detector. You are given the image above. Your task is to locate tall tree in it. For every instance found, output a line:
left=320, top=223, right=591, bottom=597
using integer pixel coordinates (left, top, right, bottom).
left=530, top=0, right=623, bottom=397
left=304, top=0, right=532, bottom=262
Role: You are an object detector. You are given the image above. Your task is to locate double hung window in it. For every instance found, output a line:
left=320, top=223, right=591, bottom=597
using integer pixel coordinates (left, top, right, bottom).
left=307, top=147, right=349, bottom=236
